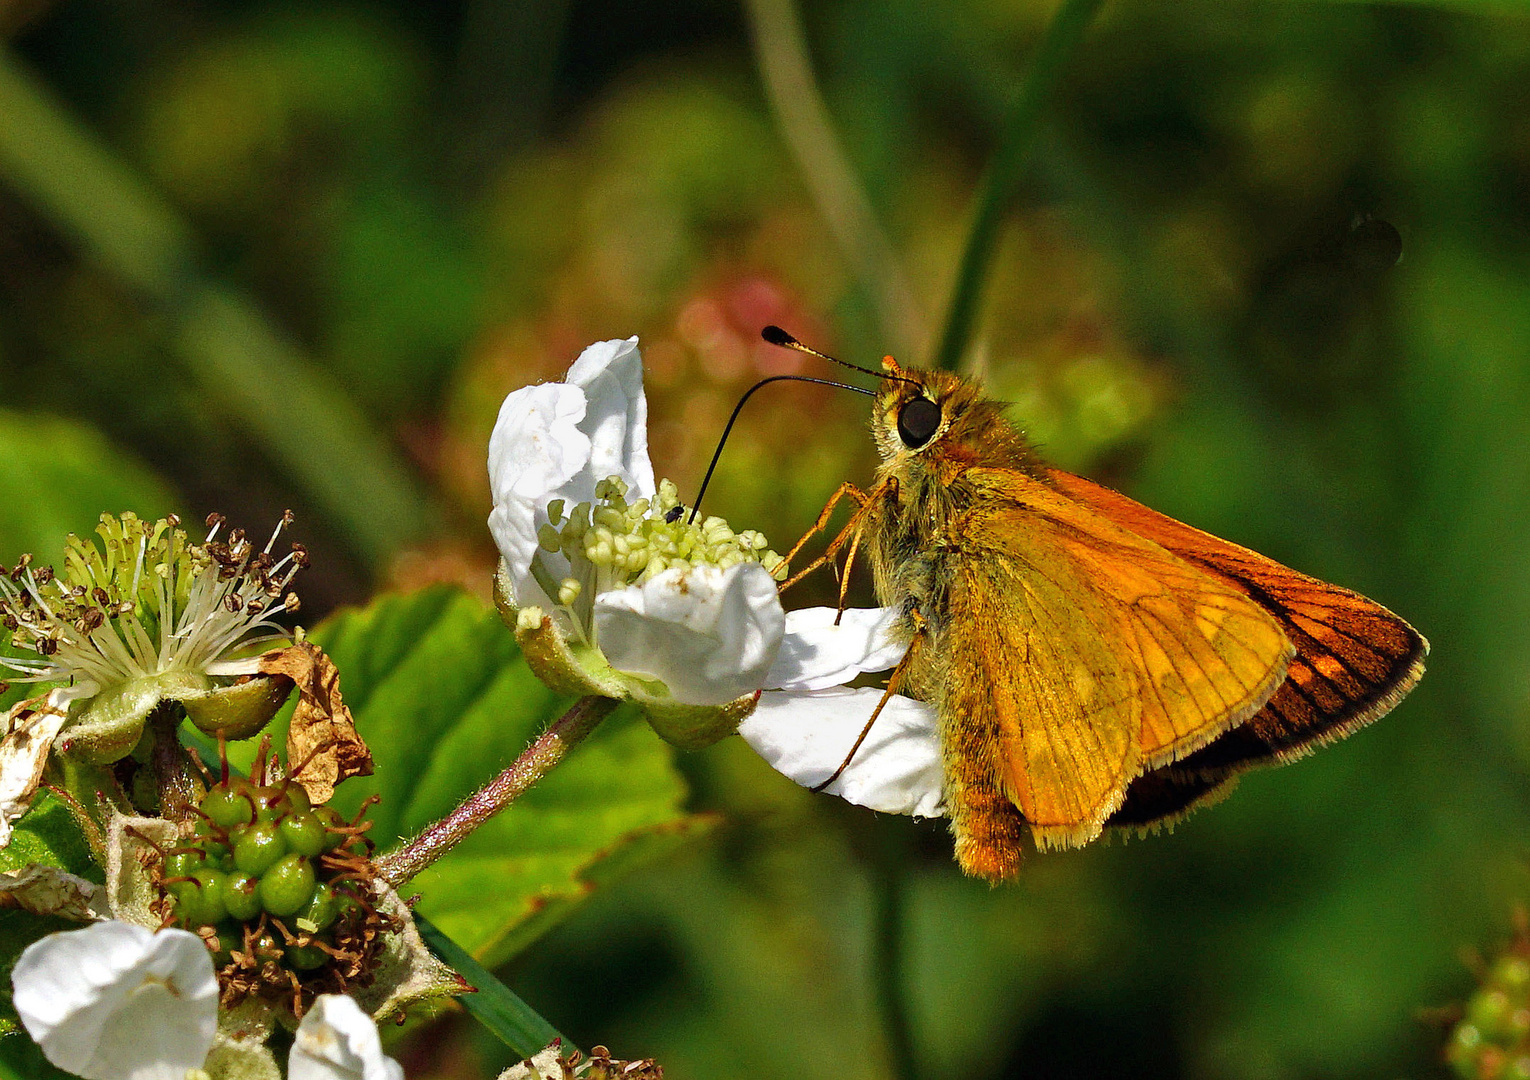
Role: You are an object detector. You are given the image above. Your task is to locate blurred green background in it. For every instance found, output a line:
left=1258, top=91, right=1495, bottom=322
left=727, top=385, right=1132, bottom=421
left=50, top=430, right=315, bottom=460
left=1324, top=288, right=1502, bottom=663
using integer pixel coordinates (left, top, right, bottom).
left=1, top=0, right=1527, bottom=1076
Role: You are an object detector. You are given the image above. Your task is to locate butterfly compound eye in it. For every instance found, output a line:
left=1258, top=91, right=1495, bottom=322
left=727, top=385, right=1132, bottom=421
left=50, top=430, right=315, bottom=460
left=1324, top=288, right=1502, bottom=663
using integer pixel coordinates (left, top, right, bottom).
left=897, top=397, right=942, bottom=448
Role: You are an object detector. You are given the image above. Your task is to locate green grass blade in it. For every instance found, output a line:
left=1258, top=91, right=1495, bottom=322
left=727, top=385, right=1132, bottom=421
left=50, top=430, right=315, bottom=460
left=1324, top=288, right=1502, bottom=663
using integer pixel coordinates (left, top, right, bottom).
left=932, top=0, right=1106, bottom=372
left=0, top=48, right=434, bottom=569
left=414, top=912, right=575, bottom=1061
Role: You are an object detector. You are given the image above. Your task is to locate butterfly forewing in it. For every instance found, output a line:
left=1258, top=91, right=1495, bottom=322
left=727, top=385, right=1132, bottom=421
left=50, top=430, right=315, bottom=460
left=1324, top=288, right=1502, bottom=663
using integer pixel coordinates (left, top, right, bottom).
left=1045, top=468, right=1428, bottom=787
left=936, top=468, right=1294, bottom=856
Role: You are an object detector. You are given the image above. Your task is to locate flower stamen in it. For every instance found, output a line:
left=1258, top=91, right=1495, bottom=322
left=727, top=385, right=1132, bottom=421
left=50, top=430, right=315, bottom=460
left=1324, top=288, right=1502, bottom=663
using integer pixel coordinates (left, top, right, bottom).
left=0, top=512, right=306, bottom=698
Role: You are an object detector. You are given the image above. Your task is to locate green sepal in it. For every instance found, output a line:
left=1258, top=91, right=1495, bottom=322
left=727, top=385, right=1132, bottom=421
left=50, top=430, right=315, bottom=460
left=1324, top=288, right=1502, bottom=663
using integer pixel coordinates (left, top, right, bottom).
left=499, top=568, right=758, bottom=752
left=56, top=671, right=210, bottom=763
left=182, top=677, right=293, bottom=740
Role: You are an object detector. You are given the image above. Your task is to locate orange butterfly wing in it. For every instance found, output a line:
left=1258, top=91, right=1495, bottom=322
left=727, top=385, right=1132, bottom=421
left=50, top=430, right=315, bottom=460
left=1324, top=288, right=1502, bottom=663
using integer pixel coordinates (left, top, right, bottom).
left=937, top=468, right=1294, bottom=851
left=1041, top=468, right=1429, bottom=829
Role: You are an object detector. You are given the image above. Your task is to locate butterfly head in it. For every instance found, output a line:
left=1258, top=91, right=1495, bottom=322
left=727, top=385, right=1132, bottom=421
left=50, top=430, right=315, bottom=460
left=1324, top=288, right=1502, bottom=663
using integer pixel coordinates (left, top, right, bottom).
left=871, top=357, right=1029, bottom=475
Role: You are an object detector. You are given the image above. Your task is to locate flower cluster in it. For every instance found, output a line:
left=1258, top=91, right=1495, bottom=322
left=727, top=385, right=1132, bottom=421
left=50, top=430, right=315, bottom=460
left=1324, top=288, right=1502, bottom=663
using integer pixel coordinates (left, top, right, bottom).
left=532, top=474, right=786, bottom=647
left=0, top=512, right=301, bottom=693
left=488, top=336, right=944, bottom=815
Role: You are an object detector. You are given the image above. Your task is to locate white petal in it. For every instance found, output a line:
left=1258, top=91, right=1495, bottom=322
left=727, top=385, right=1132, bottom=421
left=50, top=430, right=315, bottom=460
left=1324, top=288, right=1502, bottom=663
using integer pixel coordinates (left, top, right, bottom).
left=0, top=690, right=69, bottom=847
left=289, top=994, right=403, bottom=1080
left=595, top=563, right=785, bottom=706
left=766, top=606, right=907, bottom=691
left=12, top=922, right=217, bottom=1080
left=566, top=337, right=656, bottom=500
left=740, top=687, right=946, bottom=817
left=487, top=382, right=589, bottom=607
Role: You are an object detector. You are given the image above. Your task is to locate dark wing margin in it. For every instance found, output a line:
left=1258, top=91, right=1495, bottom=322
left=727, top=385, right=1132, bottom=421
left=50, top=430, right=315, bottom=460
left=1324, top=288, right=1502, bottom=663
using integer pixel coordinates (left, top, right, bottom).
left=1046, top=468, right=1428, bottom=812
left=1107, top=768, right=1238, bottom=833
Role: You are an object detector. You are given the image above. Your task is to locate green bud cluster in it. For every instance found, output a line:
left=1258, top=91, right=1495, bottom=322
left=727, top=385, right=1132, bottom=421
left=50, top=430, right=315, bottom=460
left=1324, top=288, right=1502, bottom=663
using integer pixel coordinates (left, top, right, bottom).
left=536, top=477, right=787, bottom=597
left=1449, top=953, right=1530, bottom=1079
left=158, top=774, right=373, bottom=991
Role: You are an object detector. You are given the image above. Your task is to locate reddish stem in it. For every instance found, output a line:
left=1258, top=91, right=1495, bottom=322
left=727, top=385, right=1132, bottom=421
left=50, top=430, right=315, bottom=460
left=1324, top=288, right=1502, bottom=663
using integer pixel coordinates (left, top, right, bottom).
left=376, top=695, right=618, bottom=887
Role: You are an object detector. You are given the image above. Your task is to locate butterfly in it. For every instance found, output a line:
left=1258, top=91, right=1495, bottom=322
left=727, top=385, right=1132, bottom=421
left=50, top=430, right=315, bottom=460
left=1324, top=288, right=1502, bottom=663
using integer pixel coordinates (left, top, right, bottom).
left=764, top=328, right=1428, bottom=883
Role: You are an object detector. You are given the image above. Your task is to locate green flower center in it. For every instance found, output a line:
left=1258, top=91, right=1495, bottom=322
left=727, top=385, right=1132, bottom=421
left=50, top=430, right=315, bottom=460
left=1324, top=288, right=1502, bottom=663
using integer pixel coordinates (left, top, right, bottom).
left=530, top=477, right=786, bottom=644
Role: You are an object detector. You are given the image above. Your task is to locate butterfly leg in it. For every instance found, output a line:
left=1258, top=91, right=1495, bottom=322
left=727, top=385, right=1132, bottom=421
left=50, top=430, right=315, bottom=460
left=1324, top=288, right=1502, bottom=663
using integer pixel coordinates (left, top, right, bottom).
left=779, top=480, right=890, bottom=594
left=782, top=482, right=868, bottom=568
left=810, top=619, right=922, bottom=792
left=832, top=525, right=866, bottom=626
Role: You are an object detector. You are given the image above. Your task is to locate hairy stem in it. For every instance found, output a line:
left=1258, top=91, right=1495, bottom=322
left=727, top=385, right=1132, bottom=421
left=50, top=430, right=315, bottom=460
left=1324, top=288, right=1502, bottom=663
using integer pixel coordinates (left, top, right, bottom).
left=377, top=695, right=619, bottom=886
left=932, top=0, right=1105, bottom=372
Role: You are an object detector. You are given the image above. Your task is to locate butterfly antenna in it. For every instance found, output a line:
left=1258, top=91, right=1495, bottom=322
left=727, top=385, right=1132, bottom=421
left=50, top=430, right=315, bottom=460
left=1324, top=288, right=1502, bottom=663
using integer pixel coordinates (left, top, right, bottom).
left=684, top=374, right=874, bottom=525
left=761, top=325, right=922, bottom=389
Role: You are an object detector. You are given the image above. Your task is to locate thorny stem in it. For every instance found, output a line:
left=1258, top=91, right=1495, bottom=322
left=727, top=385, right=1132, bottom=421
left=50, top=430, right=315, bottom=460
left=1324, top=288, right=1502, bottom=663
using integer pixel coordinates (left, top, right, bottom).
left=376, top=695, right=620, bottom=887
left=149, top=702, right=203, bottom=822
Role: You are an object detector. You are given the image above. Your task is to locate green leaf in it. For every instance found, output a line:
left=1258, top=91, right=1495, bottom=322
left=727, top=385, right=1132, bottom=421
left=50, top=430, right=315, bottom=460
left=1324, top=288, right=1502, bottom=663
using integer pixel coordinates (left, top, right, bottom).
left=0, top=1020, right=74, bottom=1080
left=0, top=794, right=100, bottom=1037
left=242, top=586, right=712, bottom=969
left=414, top=912, right=570, bottom=1060
left=0, top=794, right=96, bottom=880
left=0, top=410, right=177, bottom=567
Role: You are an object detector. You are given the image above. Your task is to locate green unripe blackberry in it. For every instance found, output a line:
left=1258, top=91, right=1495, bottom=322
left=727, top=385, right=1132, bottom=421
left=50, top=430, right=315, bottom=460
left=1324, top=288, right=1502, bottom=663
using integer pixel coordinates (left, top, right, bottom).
left=193, top=814, right=221, bottom=837
left=201, top=840, right=232, bottom=869
left=210, top=926, right=242, bottom=964
left=201, top=784, right=255, bottom=829
left=223, top=872, right=263, bottom=921
left=336, top=888, right=365, bottom=921
left=174, top=869, right=228, bottom=927
left=233, top=821, right=288, bottom=876
left=250, top=785, right=288, bottom=823
left=285, top=944, right=328, bottom=971
left=294, top=882, right=339, bottom=934
left=282, top=784, right=311, bottom=814
left=314, top=806, right=348, bottom=850
left=163, top=851, right=200, bottom=879
left=279, top=811, right=328, bottom=858
left=258, top=854, right=316, bottom=917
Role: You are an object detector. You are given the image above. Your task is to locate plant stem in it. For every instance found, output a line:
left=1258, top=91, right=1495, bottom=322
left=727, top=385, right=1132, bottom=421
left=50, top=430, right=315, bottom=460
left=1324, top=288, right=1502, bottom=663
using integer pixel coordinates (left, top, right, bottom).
left=746, top=0, right=927, bottom=355
left=931, top=0, right=1106, bottom=372
left=149, top=703, right=202, bottom=822
left=870, top=820, right=918, bottom=1080
left=377, top=695, right=619, bottom=886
